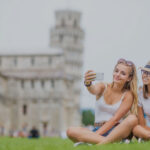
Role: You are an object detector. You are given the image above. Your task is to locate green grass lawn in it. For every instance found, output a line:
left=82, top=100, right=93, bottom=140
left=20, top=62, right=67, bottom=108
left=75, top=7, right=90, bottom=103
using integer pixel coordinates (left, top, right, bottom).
left=0, top=137, right=150, bottom=150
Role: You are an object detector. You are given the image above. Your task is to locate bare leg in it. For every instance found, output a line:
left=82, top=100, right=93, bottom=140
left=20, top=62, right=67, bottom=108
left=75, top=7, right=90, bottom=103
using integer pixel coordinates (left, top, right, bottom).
left=133, top=125, right=150, bottom=140
left=66, top=127, right=104, bottom=144
left=98, top=115, right=138, bottom=144
left=67, top=127, right=89, bottom=142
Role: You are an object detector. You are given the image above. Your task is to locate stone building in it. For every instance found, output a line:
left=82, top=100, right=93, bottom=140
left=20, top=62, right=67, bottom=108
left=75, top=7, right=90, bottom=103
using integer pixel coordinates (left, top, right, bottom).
left=0, top=9, right=84, bottom=136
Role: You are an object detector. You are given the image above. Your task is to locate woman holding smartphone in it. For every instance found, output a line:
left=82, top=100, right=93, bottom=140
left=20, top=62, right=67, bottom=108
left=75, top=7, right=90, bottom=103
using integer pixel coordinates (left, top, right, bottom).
left=133, top=62, right=150, bottom=140
left=67, top=58, right=138, bottom=144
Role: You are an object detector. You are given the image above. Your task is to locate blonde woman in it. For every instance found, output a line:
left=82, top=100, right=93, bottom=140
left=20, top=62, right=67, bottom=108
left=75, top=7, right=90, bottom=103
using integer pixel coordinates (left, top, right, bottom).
left=67, top=58, right=138, bottom=144
left=133, top=61, right=150, bottom=140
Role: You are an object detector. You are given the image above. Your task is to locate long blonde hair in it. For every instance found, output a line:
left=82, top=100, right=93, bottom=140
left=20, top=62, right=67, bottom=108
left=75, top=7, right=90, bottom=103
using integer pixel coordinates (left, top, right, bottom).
left=113, top=59, right=138, bottom=115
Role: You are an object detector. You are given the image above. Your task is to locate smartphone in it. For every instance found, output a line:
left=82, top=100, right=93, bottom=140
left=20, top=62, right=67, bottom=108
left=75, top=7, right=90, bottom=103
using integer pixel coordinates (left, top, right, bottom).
left=95, top=72, right=104, bottom=81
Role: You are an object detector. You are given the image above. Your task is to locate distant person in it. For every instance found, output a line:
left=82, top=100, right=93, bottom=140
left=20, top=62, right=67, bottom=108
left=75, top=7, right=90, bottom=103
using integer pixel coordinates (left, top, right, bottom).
left=133, top=61, right=150, bottom=140
left=0, top=125, right=5, bottom=136
left=18, top=130, right=26, bottom=138
left=67, top=58, right=138, bottom=145
left=29, top=126, right=40, bottom=138
left=9, top=128, right=14, bottom=137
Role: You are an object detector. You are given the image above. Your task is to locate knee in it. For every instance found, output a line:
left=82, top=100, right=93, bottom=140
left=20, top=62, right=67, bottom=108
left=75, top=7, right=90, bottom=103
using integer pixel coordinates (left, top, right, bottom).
left=126, top=114, right=138, bottom=127
left=66, top=127, right=74, bottom=138
left=132, top=125, right=140, bottom=134
left=66, top=127, right=78, bottom=138
left=144, top=132, right=150, bottom=139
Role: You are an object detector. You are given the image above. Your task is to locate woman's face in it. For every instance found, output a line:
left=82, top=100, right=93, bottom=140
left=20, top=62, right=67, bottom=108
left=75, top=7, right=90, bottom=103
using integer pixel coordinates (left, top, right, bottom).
left=141, top=70, right=150, bottom=85
left=113, top=63, right=132, bottom=85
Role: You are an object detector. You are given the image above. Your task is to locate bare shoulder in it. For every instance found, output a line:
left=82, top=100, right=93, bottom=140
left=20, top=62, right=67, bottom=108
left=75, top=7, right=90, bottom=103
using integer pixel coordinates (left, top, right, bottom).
left=124, top=91, right=134, bottom=101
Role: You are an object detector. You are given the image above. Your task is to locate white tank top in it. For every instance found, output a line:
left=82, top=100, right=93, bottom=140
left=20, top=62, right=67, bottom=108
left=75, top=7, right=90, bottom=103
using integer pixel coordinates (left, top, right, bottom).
left=95, top=83, right=125, bottom=123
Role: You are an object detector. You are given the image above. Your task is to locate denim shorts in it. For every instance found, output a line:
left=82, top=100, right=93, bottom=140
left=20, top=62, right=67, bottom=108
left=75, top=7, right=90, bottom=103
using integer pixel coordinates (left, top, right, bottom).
left=92, top=125, right=118, bottom=136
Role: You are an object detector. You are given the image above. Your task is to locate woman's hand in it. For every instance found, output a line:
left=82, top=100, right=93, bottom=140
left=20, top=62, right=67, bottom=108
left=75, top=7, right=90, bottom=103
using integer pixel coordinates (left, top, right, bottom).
left=84, top=70, right=105, bottom=96
left=84, top=70, right=96, bottom=85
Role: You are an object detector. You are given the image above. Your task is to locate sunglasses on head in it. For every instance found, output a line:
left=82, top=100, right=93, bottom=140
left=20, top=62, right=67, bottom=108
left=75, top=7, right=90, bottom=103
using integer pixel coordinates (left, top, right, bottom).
left=117, top=58, right=134, bottom=66
left=141, top=70, right=150, bottom=76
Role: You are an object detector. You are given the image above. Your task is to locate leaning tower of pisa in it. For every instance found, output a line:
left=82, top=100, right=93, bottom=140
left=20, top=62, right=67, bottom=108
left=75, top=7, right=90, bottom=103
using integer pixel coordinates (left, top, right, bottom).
left=50, top=10, right=84, bottom=131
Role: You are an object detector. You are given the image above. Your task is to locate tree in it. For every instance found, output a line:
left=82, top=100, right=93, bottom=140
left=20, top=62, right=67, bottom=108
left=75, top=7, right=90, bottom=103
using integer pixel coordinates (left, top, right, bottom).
left=82, top=109, right=94, bottom=126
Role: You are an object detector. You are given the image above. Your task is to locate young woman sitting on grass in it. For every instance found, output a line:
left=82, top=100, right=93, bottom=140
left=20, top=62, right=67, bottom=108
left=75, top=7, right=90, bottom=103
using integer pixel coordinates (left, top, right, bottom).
left=133, top=62, right=150, bottom=140
left=67, top=58, right=138, bottom=145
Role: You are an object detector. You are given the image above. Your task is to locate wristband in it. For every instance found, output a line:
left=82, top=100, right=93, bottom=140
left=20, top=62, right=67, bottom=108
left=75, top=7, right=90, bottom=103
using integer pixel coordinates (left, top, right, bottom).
left=84, top=81, right=92, bottom=87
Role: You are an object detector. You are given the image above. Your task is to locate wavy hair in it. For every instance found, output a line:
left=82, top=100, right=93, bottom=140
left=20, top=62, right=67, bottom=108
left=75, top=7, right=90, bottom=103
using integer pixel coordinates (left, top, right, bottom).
left=112, top=59, right=138, bottom=115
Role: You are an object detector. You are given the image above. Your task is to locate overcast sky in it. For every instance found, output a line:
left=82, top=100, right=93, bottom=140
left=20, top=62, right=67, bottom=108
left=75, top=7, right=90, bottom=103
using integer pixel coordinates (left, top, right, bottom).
left=0, top=0, right=150, bottom=109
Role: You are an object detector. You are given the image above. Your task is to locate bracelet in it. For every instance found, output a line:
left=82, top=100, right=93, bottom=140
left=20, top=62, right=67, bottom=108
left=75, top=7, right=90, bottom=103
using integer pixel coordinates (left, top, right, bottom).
left=84, top=81, right=92, bottom=87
